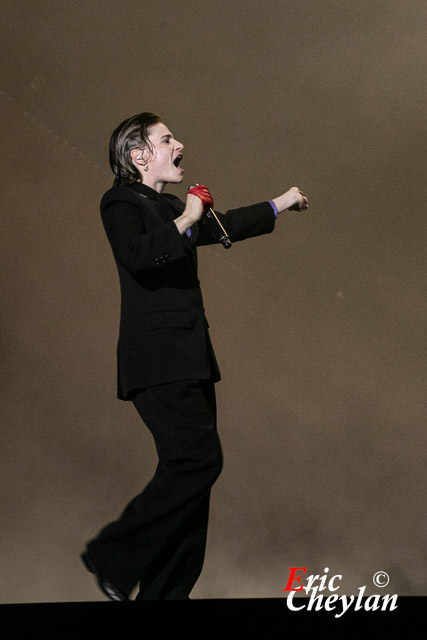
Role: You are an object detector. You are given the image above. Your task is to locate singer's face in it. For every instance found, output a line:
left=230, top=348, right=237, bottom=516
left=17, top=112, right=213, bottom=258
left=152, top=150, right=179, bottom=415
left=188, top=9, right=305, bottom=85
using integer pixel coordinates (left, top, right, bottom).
left=142, top=122, right=184, bottom=193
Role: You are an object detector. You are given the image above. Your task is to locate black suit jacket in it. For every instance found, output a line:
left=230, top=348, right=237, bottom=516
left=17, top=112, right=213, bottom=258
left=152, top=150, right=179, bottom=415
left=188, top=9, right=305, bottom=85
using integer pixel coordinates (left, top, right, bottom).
left=100, top=182, right=276, bottom=400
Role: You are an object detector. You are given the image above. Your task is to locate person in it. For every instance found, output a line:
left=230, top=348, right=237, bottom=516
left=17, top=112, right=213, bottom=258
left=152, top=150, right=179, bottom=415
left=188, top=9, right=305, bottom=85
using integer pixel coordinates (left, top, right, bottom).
left=81, top=112, right=309, bottom=601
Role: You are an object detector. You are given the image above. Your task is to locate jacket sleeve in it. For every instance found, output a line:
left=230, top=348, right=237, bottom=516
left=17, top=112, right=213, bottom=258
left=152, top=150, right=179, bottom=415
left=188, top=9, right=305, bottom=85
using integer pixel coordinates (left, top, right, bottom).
left=196, top=201, right=276, bottom=246
left=101, top=199, right=188, bottom=273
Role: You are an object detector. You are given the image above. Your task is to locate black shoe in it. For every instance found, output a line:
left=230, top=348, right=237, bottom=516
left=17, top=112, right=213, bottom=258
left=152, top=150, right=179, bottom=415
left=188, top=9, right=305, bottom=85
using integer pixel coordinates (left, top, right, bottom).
left=81, top=551, right=129, bottom=601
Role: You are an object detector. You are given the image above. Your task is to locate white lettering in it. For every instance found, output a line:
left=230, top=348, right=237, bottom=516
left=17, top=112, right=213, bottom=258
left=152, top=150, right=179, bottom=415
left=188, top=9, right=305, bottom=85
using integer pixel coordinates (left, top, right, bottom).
left=324, top=594, right=339, bottom=611
left=335, top=595, right=355, bottom=619
left=355, top=585, right=366, bottom=610
left=328, top=574, right=342, bottom=591
left=307, top=587, right=323, bottom=612
left=286, top=574, right=397, bottom=618
left=364, top=594, right=380, bottom=612
left=318, top=568, right=330, bottom=591
left=303, top=574, right=320, bottom=594
left=286, top=591, right=305, bottom=612
left=381, top=594, right=398, bottom=611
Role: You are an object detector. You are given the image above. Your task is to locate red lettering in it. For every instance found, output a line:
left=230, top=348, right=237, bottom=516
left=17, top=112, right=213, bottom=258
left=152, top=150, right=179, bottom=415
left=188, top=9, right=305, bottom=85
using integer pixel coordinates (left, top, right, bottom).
left=282, top=567, right=307, bottom=591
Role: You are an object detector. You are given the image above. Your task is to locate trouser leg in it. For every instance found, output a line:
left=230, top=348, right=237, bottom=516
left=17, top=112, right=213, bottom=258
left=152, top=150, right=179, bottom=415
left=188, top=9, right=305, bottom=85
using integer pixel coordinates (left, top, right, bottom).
left=85, top=379, right=222, bottom=599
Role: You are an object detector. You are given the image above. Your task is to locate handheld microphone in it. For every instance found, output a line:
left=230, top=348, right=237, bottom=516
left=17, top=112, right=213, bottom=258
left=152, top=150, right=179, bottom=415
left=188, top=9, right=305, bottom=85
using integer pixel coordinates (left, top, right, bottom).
left=187, top=184, right=232, bottom=249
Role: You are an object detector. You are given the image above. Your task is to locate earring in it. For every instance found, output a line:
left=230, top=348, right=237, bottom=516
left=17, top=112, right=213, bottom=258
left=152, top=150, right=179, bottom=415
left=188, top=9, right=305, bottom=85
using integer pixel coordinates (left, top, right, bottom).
left=136, top=151, right=148, bottom=170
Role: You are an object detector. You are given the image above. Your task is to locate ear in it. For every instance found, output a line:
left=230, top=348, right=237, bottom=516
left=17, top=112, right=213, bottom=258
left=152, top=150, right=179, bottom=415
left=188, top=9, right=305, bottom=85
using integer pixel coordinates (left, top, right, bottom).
left=130, top=148, right=147, bottom=167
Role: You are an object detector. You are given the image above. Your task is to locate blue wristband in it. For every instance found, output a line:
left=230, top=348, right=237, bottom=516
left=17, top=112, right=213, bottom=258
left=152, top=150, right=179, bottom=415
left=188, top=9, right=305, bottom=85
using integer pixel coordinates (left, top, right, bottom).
left=269, top=200, right=278, bottom=218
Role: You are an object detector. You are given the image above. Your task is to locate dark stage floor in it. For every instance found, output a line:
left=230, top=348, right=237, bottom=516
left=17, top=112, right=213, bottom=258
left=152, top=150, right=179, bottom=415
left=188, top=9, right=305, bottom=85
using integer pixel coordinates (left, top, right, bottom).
left=1, top=597, right=423, bottom=638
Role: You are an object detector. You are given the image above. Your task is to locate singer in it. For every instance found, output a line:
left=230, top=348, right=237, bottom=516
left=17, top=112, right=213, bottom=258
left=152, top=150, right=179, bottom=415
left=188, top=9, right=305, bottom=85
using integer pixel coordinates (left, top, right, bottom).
left=81, top=112, right=309, bottom=601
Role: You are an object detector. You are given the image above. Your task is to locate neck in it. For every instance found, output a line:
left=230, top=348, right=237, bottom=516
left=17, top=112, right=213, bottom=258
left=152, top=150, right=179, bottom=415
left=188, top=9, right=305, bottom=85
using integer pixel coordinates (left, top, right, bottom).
left=137, top=177, right=165, bottom=193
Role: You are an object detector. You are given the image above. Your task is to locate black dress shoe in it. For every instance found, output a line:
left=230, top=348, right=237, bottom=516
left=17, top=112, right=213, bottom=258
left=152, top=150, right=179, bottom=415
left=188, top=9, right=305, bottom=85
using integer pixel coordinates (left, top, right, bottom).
left=81, top=551, right=129, bottom=601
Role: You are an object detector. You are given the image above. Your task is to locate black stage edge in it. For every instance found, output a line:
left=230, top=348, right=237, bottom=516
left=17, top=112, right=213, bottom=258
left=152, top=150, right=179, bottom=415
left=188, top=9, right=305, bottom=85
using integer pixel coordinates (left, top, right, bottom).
left=0, top=597, right=423, bottom=638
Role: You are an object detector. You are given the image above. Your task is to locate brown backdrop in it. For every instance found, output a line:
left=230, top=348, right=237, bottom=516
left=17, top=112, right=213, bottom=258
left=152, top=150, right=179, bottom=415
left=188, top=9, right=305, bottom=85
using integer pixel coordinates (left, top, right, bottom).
left=1, top=0, right=426, bottom=602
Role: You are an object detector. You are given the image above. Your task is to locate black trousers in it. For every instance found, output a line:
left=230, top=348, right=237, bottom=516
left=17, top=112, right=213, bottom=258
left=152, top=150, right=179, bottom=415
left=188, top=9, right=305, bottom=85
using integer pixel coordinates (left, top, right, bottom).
left=85, top=379, right=223, bottom=600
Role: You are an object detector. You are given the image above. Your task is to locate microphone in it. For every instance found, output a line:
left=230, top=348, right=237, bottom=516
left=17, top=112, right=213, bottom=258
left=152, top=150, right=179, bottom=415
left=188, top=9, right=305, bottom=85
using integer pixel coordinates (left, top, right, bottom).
left=187, top=184, right=232, bottom=249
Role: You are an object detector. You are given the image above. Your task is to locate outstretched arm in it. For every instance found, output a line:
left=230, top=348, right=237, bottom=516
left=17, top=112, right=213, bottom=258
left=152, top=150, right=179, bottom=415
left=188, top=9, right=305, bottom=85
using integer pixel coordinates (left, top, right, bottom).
left=175, top=186, right=309, bottom=246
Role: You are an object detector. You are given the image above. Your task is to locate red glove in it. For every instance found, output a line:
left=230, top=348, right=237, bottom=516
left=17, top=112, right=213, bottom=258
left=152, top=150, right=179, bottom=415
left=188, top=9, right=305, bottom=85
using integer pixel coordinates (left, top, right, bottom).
left=187, top=184, right=214, bottom=209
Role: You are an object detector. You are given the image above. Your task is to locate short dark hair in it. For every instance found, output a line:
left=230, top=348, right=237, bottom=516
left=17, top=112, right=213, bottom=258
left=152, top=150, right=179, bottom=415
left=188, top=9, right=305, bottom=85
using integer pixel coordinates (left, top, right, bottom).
left=109, top=112, right=161, bottom=186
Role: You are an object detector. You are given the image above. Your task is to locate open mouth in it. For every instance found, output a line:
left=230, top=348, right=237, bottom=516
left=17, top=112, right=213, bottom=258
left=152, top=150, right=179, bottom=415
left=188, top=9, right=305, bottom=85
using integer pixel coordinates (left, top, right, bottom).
left=173, top=154, right=183, bottom=168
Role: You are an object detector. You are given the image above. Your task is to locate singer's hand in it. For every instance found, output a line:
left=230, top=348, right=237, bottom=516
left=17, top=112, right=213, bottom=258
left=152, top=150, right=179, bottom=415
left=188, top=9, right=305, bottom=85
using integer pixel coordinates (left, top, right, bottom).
left=175, top=184, right=216, bottom=236
left=183, top=192, right=205, bottom=224
left=287, top=187, right=309, bottom=211
left=187, top=184, right=214, bottom=209
left=174, top=192, right=205, bottom=236
left=272, top=187, right=309, bottom=214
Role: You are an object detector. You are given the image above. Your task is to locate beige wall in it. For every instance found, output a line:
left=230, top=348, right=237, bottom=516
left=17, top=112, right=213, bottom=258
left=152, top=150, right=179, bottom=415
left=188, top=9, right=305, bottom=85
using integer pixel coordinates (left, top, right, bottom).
left=1, top=0, right=426, bottom=601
